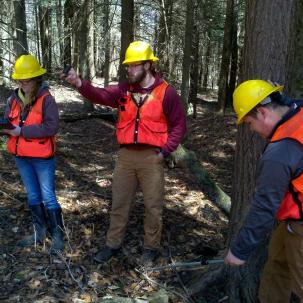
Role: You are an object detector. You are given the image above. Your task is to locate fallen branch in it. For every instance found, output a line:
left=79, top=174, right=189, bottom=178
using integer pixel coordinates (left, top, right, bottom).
left=52, top=251, right=85, bottom=291
left=0, top=188, right=23, bottom=203
left=60, top=111, right=116, bottom=123
left=168, top=145, right=231, bottom=215
left=135, top=268, right=192, bottom=303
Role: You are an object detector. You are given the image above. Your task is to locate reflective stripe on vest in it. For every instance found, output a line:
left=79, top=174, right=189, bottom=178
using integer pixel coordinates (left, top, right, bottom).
left=7, top=93, right=56, bottom=158
left=116, top=81, right=168, bottom=147
left=271, top=108, right=303, bottom=220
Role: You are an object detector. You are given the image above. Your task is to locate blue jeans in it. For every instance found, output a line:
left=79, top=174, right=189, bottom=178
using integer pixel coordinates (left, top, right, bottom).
left=15, top=157, right=60, bottom=210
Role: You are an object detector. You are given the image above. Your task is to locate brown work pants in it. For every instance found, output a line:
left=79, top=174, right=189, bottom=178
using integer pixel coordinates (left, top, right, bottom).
left=106, top=147, right=164, bottom=250
left=259, top=221, right=303, bottom=302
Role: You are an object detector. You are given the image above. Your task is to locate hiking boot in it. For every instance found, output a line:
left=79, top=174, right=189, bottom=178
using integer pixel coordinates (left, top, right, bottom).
left=47, top=208, right=64, bottom=253
left=140, top=249, right=159, bottom=267
left=94, top=246, right=120, bottom=263
left=17, top=204, right=47, bottom=247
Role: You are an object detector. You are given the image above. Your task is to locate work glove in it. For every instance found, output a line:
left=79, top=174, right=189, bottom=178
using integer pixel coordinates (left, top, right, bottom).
left=2, top=125, right=21, bottom=136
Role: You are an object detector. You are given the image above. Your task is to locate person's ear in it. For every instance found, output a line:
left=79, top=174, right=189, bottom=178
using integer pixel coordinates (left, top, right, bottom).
left=256, top=107, right=269, bottom=120
left=144, top=61, right=151, bottom=71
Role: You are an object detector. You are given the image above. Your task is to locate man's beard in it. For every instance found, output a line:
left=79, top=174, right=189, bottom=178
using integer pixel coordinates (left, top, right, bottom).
left=128, top=69, right=146, bottom=85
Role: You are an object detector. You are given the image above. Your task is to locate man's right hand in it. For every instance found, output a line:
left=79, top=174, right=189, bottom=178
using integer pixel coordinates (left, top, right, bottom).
left=224, top=249, right=246, bottom=266
left=60, top=67, right=82, bottom=88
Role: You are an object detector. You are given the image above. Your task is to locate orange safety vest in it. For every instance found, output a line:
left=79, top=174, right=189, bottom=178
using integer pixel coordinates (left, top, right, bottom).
left=271, top=108, right=303, bottom=220
left=116, top=81, right=168, bottom=147
left=7, top=93, right=56, bottom=158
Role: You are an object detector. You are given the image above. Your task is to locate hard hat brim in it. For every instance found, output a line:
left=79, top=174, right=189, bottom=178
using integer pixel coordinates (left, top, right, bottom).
left=12, top=68, right=47, bottom=80
left=122, top=57, right=159, bottom=65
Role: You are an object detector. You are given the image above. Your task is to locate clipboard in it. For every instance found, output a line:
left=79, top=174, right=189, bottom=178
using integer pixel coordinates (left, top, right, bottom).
left=0, top=119, right=16, bottom=130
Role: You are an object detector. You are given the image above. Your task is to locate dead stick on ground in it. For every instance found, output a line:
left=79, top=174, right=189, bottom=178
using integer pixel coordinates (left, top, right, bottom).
left=0, top=189, right=23, bottom=203
left=44, top=266, right=50, bottom=282
left=135, top=268, right=192, bottom=303
left=60, top=214, right=73, bottom=253
left=54, top=252, right=84, bottom=291
left=167, top=231, right=195, bottom=303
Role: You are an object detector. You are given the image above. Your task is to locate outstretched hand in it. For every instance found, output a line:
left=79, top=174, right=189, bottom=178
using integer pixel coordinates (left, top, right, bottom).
left=60, top=67, right=82, bottom=88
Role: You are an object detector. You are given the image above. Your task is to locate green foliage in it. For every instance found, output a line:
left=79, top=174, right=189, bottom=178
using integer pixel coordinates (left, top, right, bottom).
left=0, top=137, right=7, bottom=150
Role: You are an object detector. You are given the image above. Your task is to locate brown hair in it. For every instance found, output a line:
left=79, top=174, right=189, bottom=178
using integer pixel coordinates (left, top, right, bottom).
left=28, top=76, right=43, bottom=104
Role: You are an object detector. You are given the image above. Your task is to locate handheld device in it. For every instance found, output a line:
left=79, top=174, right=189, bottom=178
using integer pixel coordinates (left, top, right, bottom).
left=63, top=65, right=71, bottom=76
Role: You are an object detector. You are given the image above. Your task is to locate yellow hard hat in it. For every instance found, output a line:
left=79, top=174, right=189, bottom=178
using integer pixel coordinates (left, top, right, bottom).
left=122, top=41, right=159, bottom=65
left=233, top=80, right=283, bottom=124
left=12, top=54, right=46, bottom=80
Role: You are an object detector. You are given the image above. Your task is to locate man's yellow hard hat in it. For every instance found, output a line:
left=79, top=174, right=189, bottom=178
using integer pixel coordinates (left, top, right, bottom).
left=122, top=41, right=159, bottom=65
left=233, top=80, right=283, bottom=124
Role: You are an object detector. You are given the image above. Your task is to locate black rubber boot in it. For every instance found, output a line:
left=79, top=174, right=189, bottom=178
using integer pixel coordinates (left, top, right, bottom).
left=94, top=246, right=121, bottom=263
left=47, top=208, right=64, bottom=253
left=17, top=204, right=47, bottom=247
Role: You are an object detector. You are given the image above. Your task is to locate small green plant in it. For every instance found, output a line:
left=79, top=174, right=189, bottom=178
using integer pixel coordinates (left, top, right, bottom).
left=0, top=137, right=7, bottom=150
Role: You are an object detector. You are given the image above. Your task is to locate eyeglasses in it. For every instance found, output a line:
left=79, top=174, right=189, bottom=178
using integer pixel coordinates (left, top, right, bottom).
left=125, top=63, right=144, bottom=70
left=260, top=96, right=272, bottom=105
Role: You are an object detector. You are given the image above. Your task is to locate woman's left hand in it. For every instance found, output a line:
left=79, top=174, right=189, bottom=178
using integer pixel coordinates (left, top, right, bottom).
left=2, top=125, right=21, bottom=136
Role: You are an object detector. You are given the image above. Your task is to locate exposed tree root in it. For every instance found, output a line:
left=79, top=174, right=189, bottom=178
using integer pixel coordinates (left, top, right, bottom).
left=187, top=264, right=227, bottom=296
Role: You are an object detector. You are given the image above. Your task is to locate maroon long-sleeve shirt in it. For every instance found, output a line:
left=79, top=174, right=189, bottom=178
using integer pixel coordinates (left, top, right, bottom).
left=78, top=74, right=187, bottom=156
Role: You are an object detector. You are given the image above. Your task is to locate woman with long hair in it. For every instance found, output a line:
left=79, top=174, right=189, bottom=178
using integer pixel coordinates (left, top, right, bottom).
left=2, top=54, right=64, bottom=253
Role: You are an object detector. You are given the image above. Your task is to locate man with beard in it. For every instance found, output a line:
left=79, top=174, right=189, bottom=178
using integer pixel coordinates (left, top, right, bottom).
left=62, top=41, right=186, bottom=265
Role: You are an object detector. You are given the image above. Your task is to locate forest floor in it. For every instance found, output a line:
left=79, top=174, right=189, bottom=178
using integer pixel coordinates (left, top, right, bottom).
left=0, top=79, right=237, bottom=303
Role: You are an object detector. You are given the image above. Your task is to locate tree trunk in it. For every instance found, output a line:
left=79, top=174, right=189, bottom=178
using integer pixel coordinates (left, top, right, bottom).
left=39, top=4, right=52, bottom=71
left=78, top=0, right=95, bottom=111
left=180, top=0, right=195, bottom=113
left=133, top=3, right=140, bottom=38
left=217, top=0, right=234, bottom=114
left=202, top=30, right=211, bottom=92
left=156, top=0, right=173, bottom=78
left=1, top=1, right=14, bottom=86
left=189, top=10, right=200, bottom=118
left=56, top=0, right=64, bottom=65
left=13, top=0, right=28, bottom=56
left=290, top=0, right=303, bottom=98
left=118, top=0, right=134, bottom=82
left=63, top=0, right=75, bottom=66
left=198, top=46, right=204, bottom=88
left=103, top=0, right=111, bottom=87
left=34, top=1, right=41, bottom=62
left=227, top=1, right=299, bottom=301
left=227, top=0, right=238, bottom=109
left=87, top=1, right=95, bottom=81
